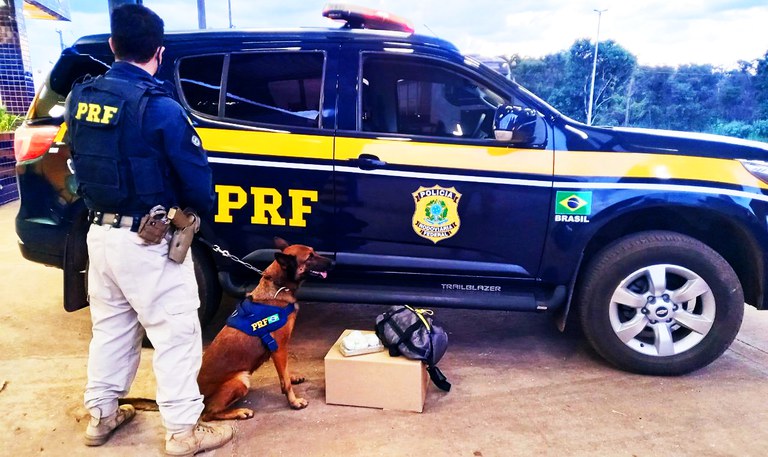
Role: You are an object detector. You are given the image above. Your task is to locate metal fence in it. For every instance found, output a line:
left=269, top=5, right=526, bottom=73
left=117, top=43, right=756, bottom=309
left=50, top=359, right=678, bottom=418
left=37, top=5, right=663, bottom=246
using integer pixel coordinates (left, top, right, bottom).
left=0, top=133, right=18, bottom=205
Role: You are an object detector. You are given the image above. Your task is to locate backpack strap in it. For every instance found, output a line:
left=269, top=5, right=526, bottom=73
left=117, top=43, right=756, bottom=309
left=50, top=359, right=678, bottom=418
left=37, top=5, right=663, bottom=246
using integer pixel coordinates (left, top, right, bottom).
left=376, top=307, right=429, bottom=358
left=405, top=305, right=432, bottom=331
left=398, top=320, right=429, bottom=359
left=375, top=306, right=410, bottom=345
left=427, top=365, right=451, bottom=392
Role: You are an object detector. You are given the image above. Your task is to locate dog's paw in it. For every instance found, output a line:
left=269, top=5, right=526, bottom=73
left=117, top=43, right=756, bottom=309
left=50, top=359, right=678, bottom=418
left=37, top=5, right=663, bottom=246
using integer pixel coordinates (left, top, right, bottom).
left=290, top=375, right=306, bottom=385
left=232, top=408, right=255, bottom=420
left=290, top=397, right=308, bottom=409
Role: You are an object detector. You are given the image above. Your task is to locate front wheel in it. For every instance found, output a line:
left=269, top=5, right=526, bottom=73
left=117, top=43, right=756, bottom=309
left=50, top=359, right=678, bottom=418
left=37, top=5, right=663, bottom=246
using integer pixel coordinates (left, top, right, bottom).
left=577, top=231, right=744, bottom=375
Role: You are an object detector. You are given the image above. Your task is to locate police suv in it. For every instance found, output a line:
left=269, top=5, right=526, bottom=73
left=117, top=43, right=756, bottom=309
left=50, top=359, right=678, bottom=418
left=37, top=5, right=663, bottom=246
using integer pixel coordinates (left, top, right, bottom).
left=14, top=5, right=768, bottom=375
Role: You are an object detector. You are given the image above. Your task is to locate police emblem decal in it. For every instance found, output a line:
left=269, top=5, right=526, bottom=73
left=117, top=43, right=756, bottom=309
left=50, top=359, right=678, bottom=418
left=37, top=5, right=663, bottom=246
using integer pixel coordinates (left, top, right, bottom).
left=191, top=135, right=201, bottom=147
left=411, top=185, right=462, bottom=243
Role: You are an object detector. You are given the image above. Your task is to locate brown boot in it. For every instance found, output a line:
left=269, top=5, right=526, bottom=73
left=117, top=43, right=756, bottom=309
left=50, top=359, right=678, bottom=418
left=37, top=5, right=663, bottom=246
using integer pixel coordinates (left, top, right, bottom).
left=84, top=404, right=136, bottom=446
left=165, top=421, right=234, bottom=456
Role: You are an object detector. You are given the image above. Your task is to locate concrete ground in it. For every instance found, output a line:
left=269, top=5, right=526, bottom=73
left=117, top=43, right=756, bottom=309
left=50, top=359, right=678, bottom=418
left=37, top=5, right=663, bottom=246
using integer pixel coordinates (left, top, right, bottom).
left=2, top=199, right=768, bottom=457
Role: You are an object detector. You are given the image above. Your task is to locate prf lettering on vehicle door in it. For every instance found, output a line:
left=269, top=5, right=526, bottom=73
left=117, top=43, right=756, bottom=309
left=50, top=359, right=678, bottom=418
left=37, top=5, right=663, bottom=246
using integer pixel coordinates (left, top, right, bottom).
left=214, top=185, right=318, bottom=227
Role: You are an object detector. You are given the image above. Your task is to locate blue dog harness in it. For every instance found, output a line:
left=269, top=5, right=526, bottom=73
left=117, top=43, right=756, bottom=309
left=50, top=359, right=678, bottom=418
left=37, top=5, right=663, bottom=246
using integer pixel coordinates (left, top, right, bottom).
left=226, top=298, right=296, bottom=351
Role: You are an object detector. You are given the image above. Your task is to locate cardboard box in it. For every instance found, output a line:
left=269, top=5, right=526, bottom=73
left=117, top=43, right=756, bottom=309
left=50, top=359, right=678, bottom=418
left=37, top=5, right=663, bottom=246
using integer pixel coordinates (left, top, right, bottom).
left=325, top=329, right=428, bottom=412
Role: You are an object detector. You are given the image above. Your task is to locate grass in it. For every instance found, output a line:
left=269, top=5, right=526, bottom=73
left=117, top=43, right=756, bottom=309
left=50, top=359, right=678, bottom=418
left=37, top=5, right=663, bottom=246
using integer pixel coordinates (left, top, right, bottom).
left=0, top=106, right=23, bottom=132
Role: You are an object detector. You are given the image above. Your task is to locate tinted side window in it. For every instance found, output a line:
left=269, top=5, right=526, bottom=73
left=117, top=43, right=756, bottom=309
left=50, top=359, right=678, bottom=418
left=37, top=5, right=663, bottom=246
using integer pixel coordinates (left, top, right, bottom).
left=178, top=54, right=225, bottom=117
left=225, top=52, right=324, bottom=128
left=362, top=56, right=506, bottom=140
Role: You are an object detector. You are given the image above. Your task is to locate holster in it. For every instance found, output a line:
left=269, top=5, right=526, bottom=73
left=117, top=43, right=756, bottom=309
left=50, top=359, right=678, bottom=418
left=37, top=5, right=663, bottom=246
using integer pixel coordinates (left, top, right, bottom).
left=137, top=213, right=170, bottom=244
left=168, top=207, right=200, bottom=263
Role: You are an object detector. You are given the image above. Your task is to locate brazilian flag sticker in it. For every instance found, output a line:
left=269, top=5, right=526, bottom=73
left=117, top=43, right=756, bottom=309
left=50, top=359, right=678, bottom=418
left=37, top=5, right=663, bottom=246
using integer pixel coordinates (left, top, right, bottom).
left=556, top=191, right=592, bottom=215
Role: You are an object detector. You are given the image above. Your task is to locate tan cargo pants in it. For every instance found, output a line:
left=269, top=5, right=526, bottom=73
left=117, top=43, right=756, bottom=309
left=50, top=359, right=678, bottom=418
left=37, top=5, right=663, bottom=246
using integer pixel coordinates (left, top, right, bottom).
left=83, top=223, right=204, bottom=431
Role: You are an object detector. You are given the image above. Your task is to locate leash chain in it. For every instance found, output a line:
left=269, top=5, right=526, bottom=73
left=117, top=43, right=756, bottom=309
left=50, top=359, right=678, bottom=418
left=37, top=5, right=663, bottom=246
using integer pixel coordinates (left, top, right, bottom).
left=208, top=243, right=264, bottom=276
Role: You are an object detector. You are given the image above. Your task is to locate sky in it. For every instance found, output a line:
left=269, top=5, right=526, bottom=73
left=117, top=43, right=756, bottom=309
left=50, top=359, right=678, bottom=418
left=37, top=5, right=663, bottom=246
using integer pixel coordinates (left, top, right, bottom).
left=24, top=0, right=768, bottom=88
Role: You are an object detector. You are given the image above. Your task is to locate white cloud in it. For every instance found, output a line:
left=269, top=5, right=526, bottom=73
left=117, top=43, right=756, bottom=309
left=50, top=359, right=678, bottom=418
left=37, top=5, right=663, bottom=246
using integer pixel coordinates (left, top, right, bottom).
left=22, top=0, right=768, bottom=88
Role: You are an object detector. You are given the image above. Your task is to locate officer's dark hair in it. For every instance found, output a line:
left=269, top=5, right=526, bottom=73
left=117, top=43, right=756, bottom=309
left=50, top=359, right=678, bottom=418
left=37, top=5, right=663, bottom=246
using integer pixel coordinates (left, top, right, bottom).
left=110, top=4, right=164, bottom=63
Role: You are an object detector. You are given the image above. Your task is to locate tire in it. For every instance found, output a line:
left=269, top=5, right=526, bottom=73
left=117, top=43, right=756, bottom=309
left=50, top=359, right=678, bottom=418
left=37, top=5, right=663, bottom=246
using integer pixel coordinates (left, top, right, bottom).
left=192, top=243, right=222, bottom=327
left=577, top=231, right=744, bottom=375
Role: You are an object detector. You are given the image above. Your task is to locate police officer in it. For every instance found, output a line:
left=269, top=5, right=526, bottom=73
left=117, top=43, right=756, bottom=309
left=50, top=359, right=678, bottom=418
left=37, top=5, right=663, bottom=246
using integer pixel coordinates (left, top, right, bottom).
left=65, top=5, right=233, bottom=455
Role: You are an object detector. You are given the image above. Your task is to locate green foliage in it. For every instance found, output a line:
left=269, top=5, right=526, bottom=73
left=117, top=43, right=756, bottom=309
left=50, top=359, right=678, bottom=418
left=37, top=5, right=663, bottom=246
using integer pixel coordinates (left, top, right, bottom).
left=710, top=120, right=768, bottom=142
left=752, top=120, right=768, bottom=141
left=711, top=121, right=753, bottom=139
left=509, top=38, right=637, bottom=124
left=0, top=106, right=23, bottom=132
left=503, top=39, right=768, bottom=142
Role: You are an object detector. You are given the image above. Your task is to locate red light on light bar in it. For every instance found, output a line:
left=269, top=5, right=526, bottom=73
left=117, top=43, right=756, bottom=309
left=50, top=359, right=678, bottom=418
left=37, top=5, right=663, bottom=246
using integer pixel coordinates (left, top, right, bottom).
left=322, top=3, right=414, bottom=34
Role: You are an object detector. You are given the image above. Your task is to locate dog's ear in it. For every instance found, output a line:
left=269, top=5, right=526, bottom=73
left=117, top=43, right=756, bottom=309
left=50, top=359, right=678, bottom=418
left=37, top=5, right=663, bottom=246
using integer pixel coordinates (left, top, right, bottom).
left=274, top=252, right=297, bottom=271
left=274, top=237, right=290, bottom=252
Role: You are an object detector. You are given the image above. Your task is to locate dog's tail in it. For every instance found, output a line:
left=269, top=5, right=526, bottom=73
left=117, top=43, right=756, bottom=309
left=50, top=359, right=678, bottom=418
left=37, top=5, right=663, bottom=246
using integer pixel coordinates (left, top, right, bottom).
left=119, top=397, right=159, bottom=411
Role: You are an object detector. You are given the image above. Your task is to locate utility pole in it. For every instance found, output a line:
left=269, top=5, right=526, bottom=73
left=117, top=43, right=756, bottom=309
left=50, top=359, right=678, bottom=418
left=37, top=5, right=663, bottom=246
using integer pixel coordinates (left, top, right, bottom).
left=587, top=8, right=607, bottom=126
left=55, top=29, right=65, bottom=51
left=624, top=73, right=635, bottom=126
left=197, top=0, right=206, bottom=29
left=228, top=0, right=233, bottom=28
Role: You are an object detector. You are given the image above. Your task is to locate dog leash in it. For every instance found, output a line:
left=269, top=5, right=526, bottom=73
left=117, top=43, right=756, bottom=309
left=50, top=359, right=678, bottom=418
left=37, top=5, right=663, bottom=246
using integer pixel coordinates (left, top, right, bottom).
left=197, top=236, right=265, bottom=276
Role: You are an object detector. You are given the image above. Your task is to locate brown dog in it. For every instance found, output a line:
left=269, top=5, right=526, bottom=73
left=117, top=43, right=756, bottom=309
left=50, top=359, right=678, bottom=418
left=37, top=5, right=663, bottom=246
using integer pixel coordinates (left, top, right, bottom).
left=197, top=237, right=333, bottom=421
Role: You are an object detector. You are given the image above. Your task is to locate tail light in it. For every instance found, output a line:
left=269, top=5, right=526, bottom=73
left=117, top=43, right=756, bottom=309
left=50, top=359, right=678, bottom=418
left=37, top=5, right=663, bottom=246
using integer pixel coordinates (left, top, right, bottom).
left=14, top=124, right=62, bottom=164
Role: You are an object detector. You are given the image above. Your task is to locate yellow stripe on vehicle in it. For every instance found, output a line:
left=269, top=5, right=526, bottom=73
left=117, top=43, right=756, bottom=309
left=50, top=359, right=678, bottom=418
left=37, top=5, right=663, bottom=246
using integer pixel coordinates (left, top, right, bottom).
left=555, top=150, right=768, bottom=189
left=335, top=137, right=553, bottom=176
left=196, top=128, right=768, bottom=192
left=197, top=128, right=334, bottom=160
left=54, top=123, right=67, bottom=143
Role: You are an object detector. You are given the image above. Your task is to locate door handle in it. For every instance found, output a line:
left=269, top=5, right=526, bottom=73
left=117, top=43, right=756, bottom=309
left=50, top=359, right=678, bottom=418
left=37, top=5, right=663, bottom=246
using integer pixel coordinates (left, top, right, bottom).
left=354, top=154, right=387, bottom=170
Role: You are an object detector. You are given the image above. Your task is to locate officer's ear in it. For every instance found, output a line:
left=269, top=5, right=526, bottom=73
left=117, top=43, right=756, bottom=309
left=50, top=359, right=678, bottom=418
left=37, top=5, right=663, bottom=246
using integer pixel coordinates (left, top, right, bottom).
left=108, top=37, right=116, bottom=55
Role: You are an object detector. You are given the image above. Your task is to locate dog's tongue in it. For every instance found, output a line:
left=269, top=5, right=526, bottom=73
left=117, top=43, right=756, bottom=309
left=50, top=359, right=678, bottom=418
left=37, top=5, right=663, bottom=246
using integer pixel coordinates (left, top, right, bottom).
left=319, top=271, right=327, bottom=279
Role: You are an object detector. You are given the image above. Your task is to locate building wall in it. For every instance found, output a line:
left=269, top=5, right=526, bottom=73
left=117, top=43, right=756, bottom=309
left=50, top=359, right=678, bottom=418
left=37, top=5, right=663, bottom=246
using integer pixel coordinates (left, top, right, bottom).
left=0, top=0, right=36, bottom=116
left=1, top=1, right=71, bottom=205
left=0, top=133, right=18, bottom=204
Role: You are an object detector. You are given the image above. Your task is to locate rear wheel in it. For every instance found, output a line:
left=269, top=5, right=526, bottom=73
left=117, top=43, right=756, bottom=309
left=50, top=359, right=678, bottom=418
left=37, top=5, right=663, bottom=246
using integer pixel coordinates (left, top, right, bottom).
left=577, top=231, right=744, bottom=375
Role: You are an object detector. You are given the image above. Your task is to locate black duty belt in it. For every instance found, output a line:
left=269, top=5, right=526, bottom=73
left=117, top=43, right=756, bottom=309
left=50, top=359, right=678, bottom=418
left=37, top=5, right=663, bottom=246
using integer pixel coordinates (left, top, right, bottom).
left=89, top=211, right=142, bottom=232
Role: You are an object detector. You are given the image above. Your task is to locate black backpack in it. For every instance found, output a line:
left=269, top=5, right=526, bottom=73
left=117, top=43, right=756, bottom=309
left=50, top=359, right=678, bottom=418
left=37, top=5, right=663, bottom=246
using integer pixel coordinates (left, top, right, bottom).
left=375, top=305, right=451, bottom=391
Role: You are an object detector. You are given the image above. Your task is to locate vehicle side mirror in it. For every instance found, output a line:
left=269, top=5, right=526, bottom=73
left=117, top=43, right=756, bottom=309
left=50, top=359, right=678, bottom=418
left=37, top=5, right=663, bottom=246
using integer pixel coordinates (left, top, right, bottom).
left=493, top=105, right=538, bottom=143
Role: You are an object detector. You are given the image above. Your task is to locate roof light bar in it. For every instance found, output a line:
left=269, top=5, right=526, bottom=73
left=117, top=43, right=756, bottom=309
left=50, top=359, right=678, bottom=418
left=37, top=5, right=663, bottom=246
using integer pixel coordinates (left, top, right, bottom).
left=322, top=3, right=415, bottom=34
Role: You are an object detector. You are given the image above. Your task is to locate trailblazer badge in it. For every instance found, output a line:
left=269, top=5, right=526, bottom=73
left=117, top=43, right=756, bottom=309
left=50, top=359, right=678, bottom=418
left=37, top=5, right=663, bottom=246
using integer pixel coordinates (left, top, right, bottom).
left=411, top=185, right=462, bottom=243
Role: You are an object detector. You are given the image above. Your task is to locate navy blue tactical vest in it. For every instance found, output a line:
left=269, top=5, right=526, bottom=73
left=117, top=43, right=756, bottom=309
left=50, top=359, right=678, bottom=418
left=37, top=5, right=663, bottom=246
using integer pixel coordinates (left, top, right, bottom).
left=68, top=75, right=169, bottom=215
left=226, top=299, right=296, bottom=351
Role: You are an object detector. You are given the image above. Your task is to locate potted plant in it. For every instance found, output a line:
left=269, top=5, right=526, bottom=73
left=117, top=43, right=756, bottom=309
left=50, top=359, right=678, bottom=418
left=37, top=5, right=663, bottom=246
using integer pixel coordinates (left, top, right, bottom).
left=0, top=105, right=23, bottom=131
left=1, top=105, right=24, bottom=203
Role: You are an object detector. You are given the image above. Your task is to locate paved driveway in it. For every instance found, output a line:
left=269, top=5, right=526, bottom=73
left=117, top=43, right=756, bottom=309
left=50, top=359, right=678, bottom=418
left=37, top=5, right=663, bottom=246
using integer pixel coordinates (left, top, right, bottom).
left=1, top=200, right=767, bottom=457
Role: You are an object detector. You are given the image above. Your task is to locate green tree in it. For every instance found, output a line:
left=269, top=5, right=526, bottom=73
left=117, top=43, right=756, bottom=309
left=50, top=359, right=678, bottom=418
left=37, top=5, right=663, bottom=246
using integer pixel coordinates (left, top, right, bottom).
left=510, top=39, right=637, bottom=124
left=497, top=54, right=520, bottom=80
left=503, top=40, right=768, bottom=139
left=510, top=53, right=568, bottom=106
left=755, top=50, right=768, bottom=118
left=565, top=38, right=637, bottom=124
left=632, top=65, right=720, bottom=132
left=717, top=60, right=757, bottom=122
